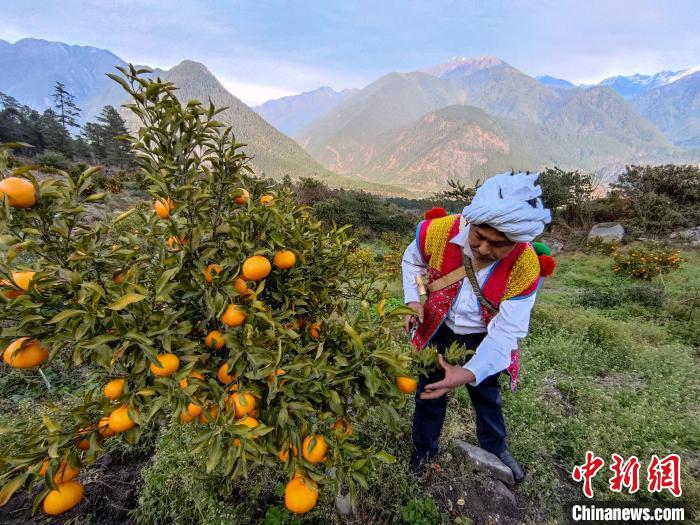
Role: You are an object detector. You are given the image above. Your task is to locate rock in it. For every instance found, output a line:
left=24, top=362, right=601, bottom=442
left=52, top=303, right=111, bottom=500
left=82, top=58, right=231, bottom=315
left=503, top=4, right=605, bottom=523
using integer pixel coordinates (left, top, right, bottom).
left=548, top=240, right=564, bottom=255
left=588, top=223, right=625, bottom=243
left=691, top=240, right=700, bottom=248
left=491, top=479, right=517, bottom=506
left=670, top=226, right=700, bottom=242
left=334, top=492, right=358, bottom=519
left=452, top=439, right=515, bottom=485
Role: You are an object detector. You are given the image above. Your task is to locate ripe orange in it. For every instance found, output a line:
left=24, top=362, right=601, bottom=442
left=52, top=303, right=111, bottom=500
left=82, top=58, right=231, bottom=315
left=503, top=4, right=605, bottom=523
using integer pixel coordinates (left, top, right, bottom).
left=150, top=353, right=180, bottom=376
left=108, top=405, right=135, bottom=432
left=241, top=255, right=271, bottom=281
left=228, top=392, right=256, bottom=419
left=186, top=402, right=203, bottom=418
left=0, top=177, right=36, bottom=208
left=396, top=376, right=418, bottom=394
left=267, top=369, right=286, bottom=383
left=274, top=250, right=296, bottom=269
left=40, top=459, right=80, bottom=483
left=232, top=188, right=250, bottom=204
left=237, top=416, right=258, bottom=432
left=204, top=263, right=223, bottom=283
left=43, top=480, right=84, bottom=515
left=179, top=411, right=195, bottom=423
left=0, top=270, right=37, bottom=298
left=220, top=304, right=245, bottom=327
left=332, top=418, right=353, bottom=437
left=167, top=234, right=187, bottom=250
left=154, top=197, right=174, bottom=219
left=198, top=404, right=219, bottom=424
left=112, top=269, right=126, bottom=284
left=284, top=475, right=318, bottom=514
left=309, top=322, right=321, bottom=340
left=76, top=438, right=90, bottom=451
left=179, top=371, right=205, bottom=389
left=217, top=363, right=235, bottom=385
left=204, top=330, right=225, bottom=349
left=233, top=277, right=254, bottom=298
left=3, top=337, right=49, bottom=368
left=301, top=435, right=328, bottom=463
left=103, top=378, right=125, bottom=400
left=278, top=444, right=298, bottom=463
left=259, top=194, right=274, bottom=206
left=97, top=417, right=116, bottom=437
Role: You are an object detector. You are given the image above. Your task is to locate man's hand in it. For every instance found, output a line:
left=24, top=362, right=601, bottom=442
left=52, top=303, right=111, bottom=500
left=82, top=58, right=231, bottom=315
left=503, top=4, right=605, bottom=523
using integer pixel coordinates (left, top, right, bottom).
left=403, top=301, right=424, bottom=332
left=419, top=354, right=476, bottom=399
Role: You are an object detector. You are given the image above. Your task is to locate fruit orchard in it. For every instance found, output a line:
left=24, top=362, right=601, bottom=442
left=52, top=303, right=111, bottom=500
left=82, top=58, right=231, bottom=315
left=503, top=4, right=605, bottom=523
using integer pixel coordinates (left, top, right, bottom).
left=0, top=66, right=421, bottom=516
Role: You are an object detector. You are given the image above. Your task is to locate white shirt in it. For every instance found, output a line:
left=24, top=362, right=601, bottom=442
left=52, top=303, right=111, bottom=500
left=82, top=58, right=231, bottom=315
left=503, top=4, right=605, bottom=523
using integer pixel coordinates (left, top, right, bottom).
left=401, top=224, right=537, bottom=386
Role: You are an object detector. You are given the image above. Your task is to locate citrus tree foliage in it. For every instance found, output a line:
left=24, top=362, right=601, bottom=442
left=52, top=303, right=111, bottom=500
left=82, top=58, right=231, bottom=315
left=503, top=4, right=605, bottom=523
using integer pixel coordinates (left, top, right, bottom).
left=0, top=65, right=416, bottom=512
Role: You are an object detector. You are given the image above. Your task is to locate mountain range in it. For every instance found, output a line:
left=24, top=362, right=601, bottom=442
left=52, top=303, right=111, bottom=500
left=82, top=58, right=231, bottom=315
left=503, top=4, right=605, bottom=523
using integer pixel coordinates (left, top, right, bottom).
left=0, top=38, right=698, bottom=195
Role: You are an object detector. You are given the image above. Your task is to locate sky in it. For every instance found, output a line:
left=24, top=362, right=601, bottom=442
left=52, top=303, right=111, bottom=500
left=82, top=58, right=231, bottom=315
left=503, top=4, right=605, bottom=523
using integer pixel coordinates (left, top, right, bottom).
left=1, top=0, right=698, bottom=105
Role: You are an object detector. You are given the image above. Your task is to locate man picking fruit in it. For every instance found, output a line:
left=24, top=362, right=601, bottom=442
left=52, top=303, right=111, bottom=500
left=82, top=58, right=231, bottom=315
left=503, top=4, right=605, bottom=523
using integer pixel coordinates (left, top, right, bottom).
left=402, top=172, right=555, bottom=482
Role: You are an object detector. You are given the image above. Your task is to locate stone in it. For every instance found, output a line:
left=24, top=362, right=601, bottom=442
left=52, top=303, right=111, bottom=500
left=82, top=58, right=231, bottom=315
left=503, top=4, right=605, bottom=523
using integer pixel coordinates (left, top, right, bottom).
left=452, top=439, right=515, bottom=485
left=492, top=479, right=517, bottom=506
left=334, top=492, right=358, bottom=519
left=670, top=226, right=700, bottom=242
left=587, top=223, right=625, bottom=243
left=548, top=240, right=564, bottom=255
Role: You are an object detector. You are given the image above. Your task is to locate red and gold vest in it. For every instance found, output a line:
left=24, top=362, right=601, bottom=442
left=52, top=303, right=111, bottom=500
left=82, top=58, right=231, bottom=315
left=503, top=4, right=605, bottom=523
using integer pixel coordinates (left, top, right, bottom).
left=412, top=214, right=541, bottom=390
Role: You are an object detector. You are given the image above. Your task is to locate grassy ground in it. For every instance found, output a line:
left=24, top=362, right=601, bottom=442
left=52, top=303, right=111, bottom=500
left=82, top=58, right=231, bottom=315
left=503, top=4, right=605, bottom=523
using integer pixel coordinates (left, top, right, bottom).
left=1, top=246, right=698, bottom=523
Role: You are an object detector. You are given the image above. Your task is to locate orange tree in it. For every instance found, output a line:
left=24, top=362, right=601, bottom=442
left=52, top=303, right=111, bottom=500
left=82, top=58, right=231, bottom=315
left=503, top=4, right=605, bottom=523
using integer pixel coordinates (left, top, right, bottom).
left=0, top=66, right=417, bottom=516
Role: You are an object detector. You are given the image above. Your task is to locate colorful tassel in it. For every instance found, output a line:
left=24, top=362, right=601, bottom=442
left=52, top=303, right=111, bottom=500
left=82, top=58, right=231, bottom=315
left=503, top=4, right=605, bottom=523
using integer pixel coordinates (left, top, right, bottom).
left=425, top=207, right=447, bottom=220
left=538, top=254, right=556, bottom=277
left=532, top=241, right=552, bottom=256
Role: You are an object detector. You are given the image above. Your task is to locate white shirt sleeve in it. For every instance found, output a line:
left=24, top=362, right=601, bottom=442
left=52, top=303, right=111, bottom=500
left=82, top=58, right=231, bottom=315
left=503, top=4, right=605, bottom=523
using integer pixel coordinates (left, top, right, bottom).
left=401, top=240, right=427, bottom=304
left=464, top=292, right=537, bottom=386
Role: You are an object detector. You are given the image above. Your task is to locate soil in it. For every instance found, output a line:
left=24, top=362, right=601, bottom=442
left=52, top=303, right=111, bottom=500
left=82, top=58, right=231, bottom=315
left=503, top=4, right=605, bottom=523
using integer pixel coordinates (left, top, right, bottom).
left=2, top=451, right=150, bottom=525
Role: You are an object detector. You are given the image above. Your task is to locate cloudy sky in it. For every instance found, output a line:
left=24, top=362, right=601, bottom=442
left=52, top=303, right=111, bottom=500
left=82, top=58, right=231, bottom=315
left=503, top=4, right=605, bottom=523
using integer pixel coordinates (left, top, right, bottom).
left=1, top=0, right=698, bottom=105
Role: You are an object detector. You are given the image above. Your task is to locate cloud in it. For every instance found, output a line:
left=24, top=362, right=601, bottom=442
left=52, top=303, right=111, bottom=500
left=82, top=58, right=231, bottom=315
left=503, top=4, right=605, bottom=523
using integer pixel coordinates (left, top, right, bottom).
left=217, top=77, right=299, bottom=106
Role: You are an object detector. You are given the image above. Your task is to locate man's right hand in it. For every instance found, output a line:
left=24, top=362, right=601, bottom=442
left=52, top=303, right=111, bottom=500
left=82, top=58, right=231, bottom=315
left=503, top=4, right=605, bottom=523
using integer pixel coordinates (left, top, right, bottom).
left=403, top=301, right=424, bottom=332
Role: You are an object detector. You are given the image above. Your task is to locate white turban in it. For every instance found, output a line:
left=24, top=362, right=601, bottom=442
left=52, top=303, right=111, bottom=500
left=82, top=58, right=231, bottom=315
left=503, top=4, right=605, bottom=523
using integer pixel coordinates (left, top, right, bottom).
left=461, top=172, right=552, bottom=242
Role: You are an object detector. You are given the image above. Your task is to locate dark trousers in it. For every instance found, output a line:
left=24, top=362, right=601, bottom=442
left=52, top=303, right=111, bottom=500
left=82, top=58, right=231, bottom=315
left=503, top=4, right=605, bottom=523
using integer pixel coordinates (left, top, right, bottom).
left=411, top=323, right=508, bottom=462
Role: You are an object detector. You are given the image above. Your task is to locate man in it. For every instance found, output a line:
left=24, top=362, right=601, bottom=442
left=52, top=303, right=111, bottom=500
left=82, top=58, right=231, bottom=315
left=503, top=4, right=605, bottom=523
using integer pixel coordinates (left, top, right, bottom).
left=401, top=172, right=552, bottom=482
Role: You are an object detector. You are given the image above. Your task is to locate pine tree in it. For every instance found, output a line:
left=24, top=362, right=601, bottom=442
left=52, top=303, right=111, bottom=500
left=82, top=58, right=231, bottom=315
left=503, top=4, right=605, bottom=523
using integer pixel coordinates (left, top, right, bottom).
left=38, top=108, right=73, bottom=155
left=82, top=105, right=133, bottom=167
left=52, top=81, right=81, bottom=131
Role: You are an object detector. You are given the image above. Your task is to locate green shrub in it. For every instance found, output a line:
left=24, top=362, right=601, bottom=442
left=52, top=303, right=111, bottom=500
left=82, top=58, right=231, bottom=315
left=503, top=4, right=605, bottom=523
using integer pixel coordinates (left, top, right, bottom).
left=613, top=247, right=683, bottom=280
left=36, top=150, right=71, bottom=170
left=400, top=497, right=440, bottom=525
left=585, top=237, right=619, bottom=256
left=579, top=283, right=664, bottom=309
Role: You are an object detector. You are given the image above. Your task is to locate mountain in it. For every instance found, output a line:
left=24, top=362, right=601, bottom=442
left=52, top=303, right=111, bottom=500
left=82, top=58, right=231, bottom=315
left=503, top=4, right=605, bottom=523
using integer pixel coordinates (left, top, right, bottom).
left=598, top=67, right=699, bottom=99
left=0, top=38, right=127, bottom=124
left=632, top=71, right=700, bottom=149
left=536, top=76, right=576, bottom=90
left=300, top=57, right=677, bottom=184
left=421, top=55, right=504, bottom=78
left=253, top=86, right=356, bottom=137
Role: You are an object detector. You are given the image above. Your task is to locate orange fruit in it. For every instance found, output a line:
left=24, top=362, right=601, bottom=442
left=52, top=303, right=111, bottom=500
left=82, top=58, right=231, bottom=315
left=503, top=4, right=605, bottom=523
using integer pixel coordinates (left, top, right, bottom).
left=232, top=188, right=249, bottom=204
left=40, top=459, right=80, bottom=483
left=274, top=250, right=296, bottom=269
left=278, top=444, right=298, bottom=463
left=76, top=438, right=90, bottom=451
left=301, top=435, right=328, bottom=463
left=233, top=277, right=254, bottom=298
left=217, top=363, right=235, bottom=385
left=108, top=405, right=135, bottom=432
left=3, top=337, right=49, bottom=368
left=284, top=475, right=318, bottom=514
left=167, top=234, right=187, bottom=250
left=186, top=402, right=203, bottom=418
left=204, top=330, right=225, bottom=349
left=43, top=480, right=84, bottom=515
left=198, top=404, right=219, bottom=424
left=204, top=263, right=223, bottom=283
left=259, top=194, right=274, bottom=206
left=112, top=270, right=126, bottom=284
left=150, top=353, right=180, bottom=376
left=309, top=322, right=321, bottom=340
left=396, top=376, right=418, bottom=394
left=220, top=304, right=245, bottom=327
left=103, top=378, right=125, bottom=400
left=228, top=392, right=257, bottom=419
left=179, top=411, right=195, bottom=423
left=241, top=255, right=271, bottom=281
left=267, top=369, right=286, bottom=383
left=97, top=417, right=116, bottom=437
left=154, top=197, right=174, bottom=219
left=233, top=438, right=241, bottom=447
left=0, top=270, right=37, bottom=298
left=179, top=371, right=205, bottom=389
left=332, top=418, right=353, bottom=437
left=237, top=416, right=259, bottom=432
left=0, top=177, right=36, bottom=208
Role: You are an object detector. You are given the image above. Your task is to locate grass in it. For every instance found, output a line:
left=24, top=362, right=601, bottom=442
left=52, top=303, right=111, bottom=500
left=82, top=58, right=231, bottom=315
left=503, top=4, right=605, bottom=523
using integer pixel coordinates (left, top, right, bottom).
left=2, top=246, right=698, bottom=523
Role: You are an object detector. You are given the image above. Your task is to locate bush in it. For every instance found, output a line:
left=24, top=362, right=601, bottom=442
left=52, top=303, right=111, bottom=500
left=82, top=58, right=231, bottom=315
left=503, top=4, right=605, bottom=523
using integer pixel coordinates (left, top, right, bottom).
left=613, top=247, right=683, bottom=280
left=538, top=167, right=596, bottom=227
left=579, top=283, right=665, bottom=309
left=585, top=237, right=619, bottom=256
left=36, top=150, right=71, bottom=171
left=400, top=497, right=440, bottom=525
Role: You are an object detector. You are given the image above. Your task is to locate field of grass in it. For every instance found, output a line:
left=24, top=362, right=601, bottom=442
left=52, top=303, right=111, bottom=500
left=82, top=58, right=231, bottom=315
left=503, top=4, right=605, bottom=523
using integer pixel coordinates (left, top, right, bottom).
left=1, top=246, right=698, bottom=524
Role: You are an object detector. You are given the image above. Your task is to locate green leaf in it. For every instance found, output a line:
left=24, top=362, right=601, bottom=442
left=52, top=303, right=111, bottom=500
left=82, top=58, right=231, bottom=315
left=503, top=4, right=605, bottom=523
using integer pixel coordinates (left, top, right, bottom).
left=46, top=309, right=85, bottom=324
left=373, top=450, right=396, bottom=464
left=108, top=293, right=147, bottom=310
left=0, top=473, right=29, bottom=506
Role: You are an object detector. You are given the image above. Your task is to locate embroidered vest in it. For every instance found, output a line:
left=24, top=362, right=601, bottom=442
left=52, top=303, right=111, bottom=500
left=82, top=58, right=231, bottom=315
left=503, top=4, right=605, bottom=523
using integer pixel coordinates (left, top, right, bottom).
left=411, top=214, right=541, bottom=390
